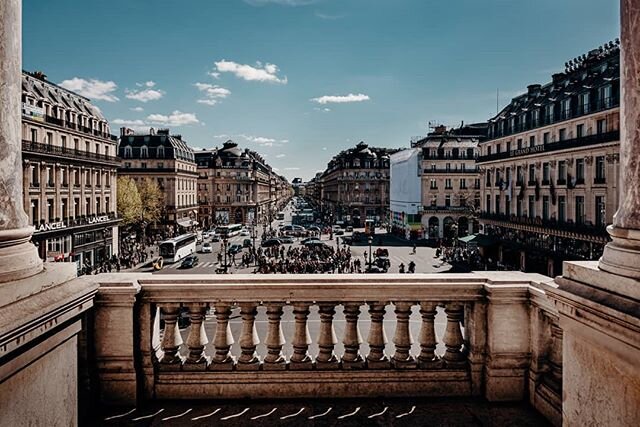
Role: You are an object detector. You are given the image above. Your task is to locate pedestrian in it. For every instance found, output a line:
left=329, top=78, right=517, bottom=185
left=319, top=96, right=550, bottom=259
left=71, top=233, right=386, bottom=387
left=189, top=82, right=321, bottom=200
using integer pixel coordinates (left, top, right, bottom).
left=399, top=263, right=405, bottom=273
left=412, top=243, right=417, bottom=254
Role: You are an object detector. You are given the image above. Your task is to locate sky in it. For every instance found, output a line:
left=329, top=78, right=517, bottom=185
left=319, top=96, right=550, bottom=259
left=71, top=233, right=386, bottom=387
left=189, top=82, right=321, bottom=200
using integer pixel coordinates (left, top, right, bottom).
left=23, top=0, right=620, bottom=181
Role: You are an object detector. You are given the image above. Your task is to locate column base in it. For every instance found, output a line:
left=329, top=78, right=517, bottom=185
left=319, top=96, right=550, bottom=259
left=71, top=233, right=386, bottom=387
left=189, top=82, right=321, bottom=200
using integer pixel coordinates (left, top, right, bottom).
left=599, top=225, right=640, bottom=279
left=0, top=228, right=43, bottom=283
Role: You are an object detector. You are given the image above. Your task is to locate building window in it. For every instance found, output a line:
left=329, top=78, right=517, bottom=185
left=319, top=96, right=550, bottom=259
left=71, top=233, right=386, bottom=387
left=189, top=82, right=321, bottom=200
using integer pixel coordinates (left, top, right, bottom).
left=157, top=145, right=165, bottom=158
left=445, top=178, right=452, bottom=189
left=559, top=128, right=567, bottom=141
left=61, top=135, right=66, bottom=149
left=30, top=128, right=37, bottom=142
left=597, top=118, right=607, bottom=134
left=595, top=196, right=606, bottom=226
left=530, top=136, right=536, bottom=147
left=542, top=163, right=550, bottom=183
left=543, top=132, right=550, bottom=144
left=140, top=145, right=148, bottom=158
left=575, top=196, right=585, bottom=224
left=47, top=199, right=54, bottom=221
left=528, top=164, right=535, bottom=183
left=505, top=196, right=511, bottom=216
left=445, top=195, right=451, bottom=207
left=528, top=195, right=535, bottom=219
left=579, top=92, right=590, bottom=114
left=542, top=196, right=550, bottom=220
left=558, top=196, right=566, bottom=222
left=485, top=194, right=491, bottom=213
left=576, top=123, right=584, bottom=138
left=460, top=178, right=466, bottom=189
left=595, top=156, right=606, bottom=183
left=85, top=198, right=91, bottom=215
left=141, top=163, right=147, bottom=169
left=517, top=198, right=523, bottom=217
left=495, top=195, right=500, bottom=214
left=124, top=145, right=132, bottom=158
left=558, top=161, right=567, bottom=183
left=31, top=166, right=39, bottom=187
left=516, top=166, right=523, bottom=184
left=474, top=178, right=480, bottom=189
left=74, top=198, right=80, bottom=217
left=576, top=158, right=585, bottom=182
left=486, top=170, right=492, bottom=187
left=517, top=138, right=523, bottom=149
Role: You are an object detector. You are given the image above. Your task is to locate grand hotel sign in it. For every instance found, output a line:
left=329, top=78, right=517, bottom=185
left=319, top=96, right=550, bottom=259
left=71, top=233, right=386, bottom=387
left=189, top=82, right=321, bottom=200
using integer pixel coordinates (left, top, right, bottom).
left=509, top=145, right=545, bottom=157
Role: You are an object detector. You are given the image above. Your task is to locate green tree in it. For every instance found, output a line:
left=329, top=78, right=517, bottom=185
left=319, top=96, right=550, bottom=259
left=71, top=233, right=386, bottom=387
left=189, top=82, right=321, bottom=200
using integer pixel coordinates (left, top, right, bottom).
left=117, top=176, right=142, bottom=226
left=137, top=177, right=163, bottom=224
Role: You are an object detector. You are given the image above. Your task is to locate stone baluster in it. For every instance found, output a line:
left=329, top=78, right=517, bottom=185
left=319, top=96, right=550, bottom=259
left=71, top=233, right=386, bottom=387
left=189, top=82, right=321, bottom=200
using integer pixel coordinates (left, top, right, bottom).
left=183, top=303, right=209, bottom=369
left=418, top=302, right=442, bottom=369
left=237, top=303, right=260, bottom=370
left=263, top=303, right=286, bottom=370
left=392, top=302, right=416, bottom=368
left=548, top=322, right=563, bottom=391
left=366, top=302, right=390, bottom=369
left=443, top=303, right=466, bottom=368
left=290, top=302, right=313, bottom=369
left=209, top=303, right=234, bottom=370
left=0, top=0, right=43, bottom=283
left=341, top=303, right=364, bottom=369
left=159, top=304, right=184, bottom=369
left=316, top=303, right=339, bottom=369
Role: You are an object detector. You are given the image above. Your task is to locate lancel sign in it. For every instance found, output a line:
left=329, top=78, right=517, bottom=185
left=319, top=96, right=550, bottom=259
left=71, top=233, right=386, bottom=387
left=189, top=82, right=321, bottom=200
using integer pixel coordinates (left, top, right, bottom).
left=35, top=215, right=110, bottom=233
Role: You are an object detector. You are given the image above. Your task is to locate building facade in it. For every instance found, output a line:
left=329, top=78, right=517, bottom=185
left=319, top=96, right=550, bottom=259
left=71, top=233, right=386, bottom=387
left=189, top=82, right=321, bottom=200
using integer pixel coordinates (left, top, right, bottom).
left=319, top=142, right=398, bottom=227
left=477, top=41, right=620, bottom=276
left=118, top=128, right=198, bottom=233
left=195, top=140, right=290, bottom=228
left=21, top=71, right=120, bottom=273
left=389, top=148, right=422, bottom=239
left=415, top=123, right=487, bottom=241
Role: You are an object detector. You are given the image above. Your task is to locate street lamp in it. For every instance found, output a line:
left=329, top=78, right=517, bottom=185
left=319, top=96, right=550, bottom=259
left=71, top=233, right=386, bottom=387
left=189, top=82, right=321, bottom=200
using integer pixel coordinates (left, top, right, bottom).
left=251, top=221, right=258, bottom=267
left=368, top=236, right=373, bottom=271
left=222, top=237, right=228, bottom=274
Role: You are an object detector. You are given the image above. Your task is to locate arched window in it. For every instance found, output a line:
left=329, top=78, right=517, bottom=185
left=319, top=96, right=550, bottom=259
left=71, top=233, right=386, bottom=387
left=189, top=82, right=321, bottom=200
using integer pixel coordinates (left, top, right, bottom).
left=157, top=145, right=165, bottom=158
left=140, top=145, right=148, bottom=158
left=123, top=145, right=132, bottom=158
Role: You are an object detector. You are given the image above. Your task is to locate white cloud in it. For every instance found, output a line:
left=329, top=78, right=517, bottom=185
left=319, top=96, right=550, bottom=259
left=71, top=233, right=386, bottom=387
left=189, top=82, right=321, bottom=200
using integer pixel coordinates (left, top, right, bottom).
left=195, top=83, right=231, bottom=106
left=130, top=106, right=144, bottom=112
left=214, top=60, right=287, bottom=84
left=276, top=154, right=286, bottom=158
left=59, top=77, right=119, bottom=102
left=322, top=147, right=328, bottom=150
left=311, top=93, right=370, bottom=104
left=285, top=167, right=301, bottom=171
left=213, top=133, right=287, bottom=147
left=136, top=81, right=156, bottom=88
left=147, top=110, right=199, bottom=126
left=125, top=87, right=165, bottom=103
left=273, top=167, right=280, bottom=171
left=208, top=71, right=221, bottom=79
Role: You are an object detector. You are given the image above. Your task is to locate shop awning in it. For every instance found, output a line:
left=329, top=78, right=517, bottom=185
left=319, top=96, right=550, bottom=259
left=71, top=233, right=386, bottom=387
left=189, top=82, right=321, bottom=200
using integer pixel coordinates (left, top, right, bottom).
left=177, top=219, right=198, bottom=228
left=458, top=233, right=495, bottom=247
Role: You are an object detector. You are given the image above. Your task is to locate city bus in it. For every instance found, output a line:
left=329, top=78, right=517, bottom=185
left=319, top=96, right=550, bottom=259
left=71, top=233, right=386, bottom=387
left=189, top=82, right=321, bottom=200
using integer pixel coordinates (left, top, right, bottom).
left=159, top=233, right=197, bottom=263
left=215, top=223, right=243, bottom=238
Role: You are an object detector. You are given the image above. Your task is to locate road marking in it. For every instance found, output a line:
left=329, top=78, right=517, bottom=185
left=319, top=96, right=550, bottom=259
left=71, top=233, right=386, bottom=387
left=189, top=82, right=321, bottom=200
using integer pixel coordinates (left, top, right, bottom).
left=396, top=406, right=416, bottom=418
left=250, top=408, right=277, bottom=420
left=280, top=408, right=305, bottom=420
left=368, top=406, right=388, bottom=418
left=220, top=407, right=249, bottom=420
left=308, top=407, right=332, bottom=419
left=191, top=408, right=221, bottom=420
left=104, top=408, right=135, bottom=420
left=161, top=408, right=192, bottom=421
left=337, top=407, right=360, bottom=419
left=131, top=408, right=164, bottom=421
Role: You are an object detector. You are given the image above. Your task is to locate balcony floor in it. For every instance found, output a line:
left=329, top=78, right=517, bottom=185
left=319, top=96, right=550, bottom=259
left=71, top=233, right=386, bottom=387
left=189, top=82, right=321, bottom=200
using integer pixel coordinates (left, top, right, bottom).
left=94, top=397, right=550, bottom=426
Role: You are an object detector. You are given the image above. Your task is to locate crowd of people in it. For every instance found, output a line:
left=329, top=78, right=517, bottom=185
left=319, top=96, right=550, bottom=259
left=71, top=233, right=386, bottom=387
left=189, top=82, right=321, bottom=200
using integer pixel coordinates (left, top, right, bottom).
left=254, top=244, right=363, bottom=274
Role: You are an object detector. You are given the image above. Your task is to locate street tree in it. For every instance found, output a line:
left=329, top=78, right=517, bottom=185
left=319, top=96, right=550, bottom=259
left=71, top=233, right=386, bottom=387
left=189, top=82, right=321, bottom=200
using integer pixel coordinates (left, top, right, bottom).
left=137, top=177, right=163, bottom=225
left=116, top=176, right=142, bottom=226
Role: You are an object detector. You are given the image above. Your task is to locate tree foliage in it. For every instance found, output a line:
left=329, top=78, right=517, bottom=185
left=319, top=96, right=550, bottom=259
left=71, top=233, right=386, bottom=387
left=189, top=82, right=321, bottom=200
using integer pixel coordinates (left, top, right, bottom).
left=137, top=177, right=164, bottom=224
left=117, top=176, right=142, bottom=226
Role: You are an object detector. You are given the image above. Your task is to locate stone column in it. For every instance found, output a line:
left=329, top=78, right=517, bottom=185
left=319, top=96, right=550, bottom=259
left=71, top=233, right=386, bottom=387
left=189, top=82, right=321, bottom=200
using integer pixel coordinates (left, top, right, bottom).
left=0, top=0, right=42, bottom=282
left=600, top=0, right=640, bottom=279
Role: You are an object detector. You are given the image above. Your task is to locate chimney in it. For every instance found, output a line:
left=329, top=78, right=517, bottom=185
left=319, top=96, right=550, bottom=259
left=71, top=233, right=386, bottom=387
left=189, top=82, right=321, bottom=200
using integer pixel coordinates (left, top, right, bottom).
left=149, top=127, right=155, bottom=135
left=527, top=84, right=542, bottom=95
left=120, top=127, right=134, bottom=137
left=552, top=73, right=565, bottom=85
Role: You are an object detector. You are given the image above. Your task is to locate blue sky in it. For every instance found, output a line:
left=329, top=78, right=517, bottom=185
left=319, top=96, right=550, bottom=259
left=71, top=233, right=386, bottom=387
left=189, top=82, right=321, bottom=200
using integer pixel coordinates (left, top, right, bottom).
left=24, top=0, right=619, bottom=180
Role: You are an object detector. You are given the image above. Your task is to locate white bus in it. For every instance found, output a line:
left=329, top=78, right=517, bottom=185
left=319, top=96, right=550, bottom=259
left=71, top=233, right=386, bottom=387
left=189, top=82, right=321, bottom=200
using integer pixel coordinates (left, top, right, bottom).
left=215, top=224, right=243, bottom=238
left=159, top=234, right=197, bottom=263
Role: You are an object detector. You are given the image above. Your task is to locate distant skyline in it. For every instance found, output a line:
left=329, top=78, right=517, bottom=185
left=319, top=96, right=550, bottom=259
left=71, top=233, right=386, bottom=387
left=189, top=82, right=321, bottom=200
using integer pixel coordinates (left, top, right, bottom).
left=24, top=0, right=620, bottom=181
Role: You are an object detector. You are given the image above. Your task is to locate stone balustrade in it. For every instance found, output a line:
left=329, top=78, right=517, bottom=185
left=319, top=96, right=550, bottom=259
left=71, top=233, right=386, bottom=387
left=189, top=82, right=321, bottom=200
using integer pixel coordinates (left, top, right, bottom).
left=91, top=272, right=563, bottom=426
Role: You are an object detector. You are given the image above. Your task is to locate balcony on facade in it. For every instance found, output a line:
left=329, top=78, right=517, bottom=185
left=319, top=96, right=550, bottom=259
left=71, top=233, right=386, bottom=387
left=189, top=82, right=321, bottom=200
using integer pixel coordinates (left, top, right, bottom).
left=479, top=212, right=608, bottom=241
left=22, top=140, right=121, bottom=166
left=28, top=114, right=118, bottom=141
left=477, top=130, right=619, bottom=163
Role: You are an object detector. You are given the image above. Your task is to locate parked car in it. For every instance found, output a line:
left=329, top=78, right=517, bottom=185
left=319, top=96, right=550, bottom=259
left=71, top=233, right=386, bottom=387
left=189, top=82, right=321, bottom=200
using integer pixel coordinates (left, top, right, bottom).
left=201, top=242, right=213, bottom=253
left=180, top=255, right=199, bottom=269
left=240, top=230, right=251, bottom=236
left=301, top=237, right=321, bottom=245
left=243, top=238, right=253, bottom=248
left=304, top=240, right=327, bottom=247
left=306, top=226, right=321, bottom=234
left=346, top=226, right=354, bottom=232
left=334, top=229, right=345, bottom=235
left=262, top=238, right=282, bottom=247
left=211, top=234, right=220, bottom=242
left=280, top=236, right=294, bottom=244
left=228, top=244, right=243, bottom=255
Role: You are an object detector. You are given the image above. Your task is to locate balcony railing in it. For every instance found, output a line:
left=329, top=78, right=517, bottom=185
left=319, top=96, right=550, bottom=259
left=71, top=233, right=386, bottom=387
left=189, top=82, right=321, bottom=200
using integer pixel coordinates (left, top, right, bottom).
left=479, top=212, right=608, bottom=236
left=22, top=140, right=121, bottom=165
left=93, top=273, right=562, bottom=416
left=478, top=130, right=620, bottom=163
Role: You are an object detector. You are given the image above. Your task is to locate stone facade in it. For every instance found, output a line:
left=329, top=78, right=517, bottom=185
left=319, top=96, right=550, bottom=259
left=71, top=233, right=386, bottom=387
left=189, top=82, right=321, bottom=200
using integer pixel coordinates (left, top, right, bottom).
left=316, top=142, right=398, bottom=227
left=118, top=128, right=198, bottom=232
left=478, top=42, right=621, bottom=277
left=21, top=72, right=120, bottom=273
left=195, top=140, right=290, bottom=228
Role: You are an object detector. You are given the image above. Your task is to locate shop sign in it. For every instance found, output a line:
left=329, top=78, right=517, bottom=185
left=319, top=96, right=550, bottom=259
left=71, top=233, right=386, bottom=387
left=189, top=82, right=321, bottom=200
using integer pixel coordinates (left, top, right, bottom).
left=88, top=215, right=110, bottom=224
left=22, top=103, right=44, bottom=121
left=37, top=221, right=67, bottom=232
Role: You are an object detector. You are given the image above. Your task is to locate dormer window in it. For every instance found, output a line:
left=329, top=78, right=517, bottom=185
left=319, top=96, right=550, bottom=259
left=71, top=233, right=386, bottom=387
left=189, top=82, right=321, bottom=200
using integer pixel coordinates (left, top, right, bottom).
left=157, top=145, right=165, bottom=158
left=123, top=145, right=132, bottom=158
left=140, top=145, right=148, bottom=158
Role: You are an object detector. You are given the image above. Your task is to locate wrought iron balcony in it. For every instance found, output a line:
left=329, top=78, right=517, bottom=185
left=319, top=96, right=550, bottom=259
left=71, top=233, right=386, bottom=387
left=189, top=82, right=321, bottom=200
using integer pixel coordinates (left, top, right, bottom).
left=22, top=140, right=121, bottom=165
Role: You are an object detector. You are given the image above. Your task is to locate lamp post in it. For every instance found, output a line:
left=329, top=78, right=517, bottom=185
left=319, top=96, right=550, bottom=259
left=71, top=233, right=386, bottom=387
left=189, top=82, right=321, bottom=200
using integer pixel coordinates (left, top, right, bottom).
left=251, top=221, right=257, bottom=267
left=223, top=237, right=228, bottom=274
left=368, top=236, right=373, bottom=271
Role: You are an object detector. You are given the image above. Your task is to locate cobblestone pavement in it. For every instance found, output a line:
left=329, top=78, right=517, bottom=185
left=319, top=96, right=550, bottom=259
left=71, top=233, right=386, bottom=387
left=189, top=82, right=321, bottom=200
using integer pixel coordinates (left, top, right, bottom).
left=95, top=397, right=551, bottom=426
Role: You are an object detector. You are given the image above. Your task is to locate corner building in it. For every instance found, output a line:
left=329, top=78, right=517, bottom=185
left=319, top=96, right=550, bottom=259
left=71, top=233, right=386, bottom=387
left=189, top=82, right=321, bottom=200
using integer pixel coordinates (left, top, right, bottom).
left=118, top=128, right=198, bottom=233
left=477, top=41, right=620, bottom=276
left=21, top=71, right=120, bottom=273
